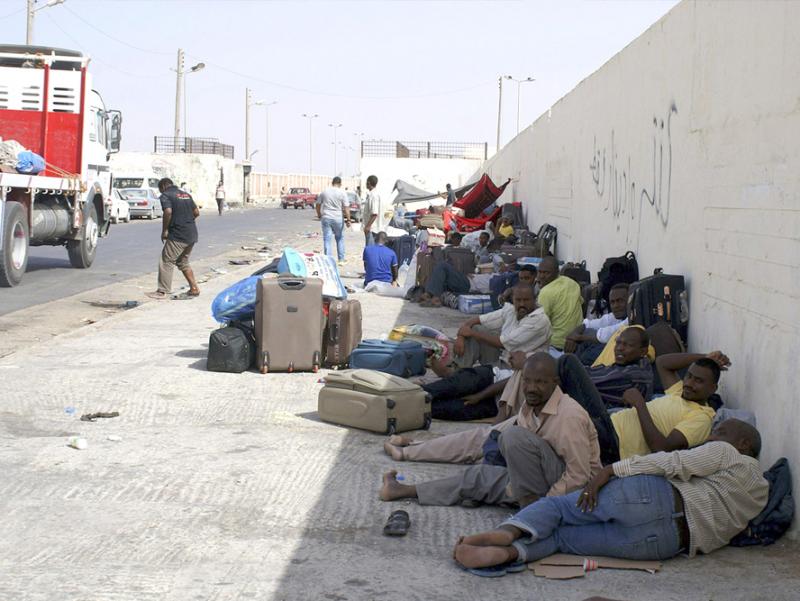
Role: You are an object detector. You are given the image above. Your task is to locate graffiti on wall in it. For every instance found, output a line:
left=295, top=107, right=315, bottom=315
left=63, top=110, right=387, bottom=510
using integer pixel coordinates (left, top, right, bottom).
left=589, top=102, right=678, bottom=242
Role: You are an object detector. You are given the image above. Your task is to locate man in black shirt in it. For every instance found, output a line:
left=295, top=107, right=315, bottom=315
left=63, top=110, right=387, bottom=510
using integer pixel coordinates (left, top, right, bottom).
left=146, top=178, right=200, bottom=299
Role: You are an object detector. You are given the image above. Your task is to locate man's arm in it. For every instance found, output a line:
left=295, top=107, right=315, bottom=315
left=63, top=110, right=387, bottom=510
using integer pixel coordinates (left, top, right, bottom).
left=621, top=388, right=688, bottom=453
left=315, top=201, right=322, bottom=219
left=161, top=208, right=172, bottom=241
left=613, top=440, right=736, bottom=481
left=656, top=351, right=730, bottom=390
left=390, top=262, right=399, bottom=284
left=546, top=412, right=598, bottom=498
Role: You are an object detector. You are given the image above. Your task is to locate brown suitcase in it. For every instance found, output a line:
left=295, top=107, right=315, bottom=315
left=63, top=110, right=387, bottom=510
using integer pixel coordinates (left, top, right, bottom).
left=255, top=275, right=323, bottom=373
left=323, top=299, right=363, bottom=368
left=444, top=246, right=476, bottom=275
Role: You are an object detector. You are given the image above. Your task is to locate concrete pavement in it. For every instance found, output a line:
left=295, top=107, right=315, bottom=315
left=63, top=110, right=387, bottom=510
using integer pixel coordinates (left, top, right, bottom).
left=0, top=225, right=797, bottom=601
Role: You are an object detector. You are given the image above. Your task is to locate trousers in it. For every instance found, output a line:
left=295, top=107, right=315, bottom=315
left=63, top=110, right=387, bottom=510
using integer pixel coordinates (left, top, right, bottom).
left=157, top=239, right=194, bottom=294
left=423, top=366, right=497, bottom=421
left=425, top=262, right=471, bottom=297
left=453, top=325, right=502, bottom=369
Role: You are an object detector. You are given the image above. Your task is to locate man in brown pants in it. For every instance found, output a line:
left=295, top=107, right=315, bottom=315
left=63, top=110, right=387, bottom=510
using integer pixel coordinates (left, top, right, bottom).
left=146, top=178, right=200, bottom=299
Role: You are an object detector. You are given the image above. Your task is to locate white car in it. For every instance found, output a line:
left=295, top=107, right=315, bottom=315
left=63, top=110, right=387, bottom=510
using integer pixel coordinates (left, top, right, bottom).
left=110, top=189, right=131, bottom=223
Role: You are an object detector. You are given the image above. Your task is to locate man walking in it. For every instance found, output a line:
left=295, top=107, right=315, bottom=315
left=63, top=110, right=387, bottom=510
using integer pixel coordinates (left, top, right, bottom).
left=146, top=178, right=200, bottom=300
left=315, top=176, right=351, bottom=265
left=362, top=174, right=383, bottom=246
left=215, top=180, right=225, bottom=216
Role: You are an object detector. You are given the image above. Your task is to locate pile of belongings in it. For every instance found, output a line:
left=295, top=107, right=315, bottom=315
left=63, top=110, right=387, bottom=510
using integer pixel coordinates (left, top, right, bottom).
left=0, top=138, right=45, bottom=174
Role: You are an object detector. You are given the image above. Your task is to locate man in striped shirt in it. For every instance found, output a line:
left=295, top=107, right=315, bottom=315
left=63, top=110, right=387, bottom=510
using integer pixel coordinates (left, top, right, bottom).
left=453, top=419, right=768, bottom=572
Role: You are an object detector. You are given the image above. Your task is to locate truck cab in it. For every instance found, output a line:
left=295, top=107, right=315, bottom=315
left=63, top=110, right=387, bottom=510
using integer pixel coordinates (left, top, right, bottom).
left=0, top=45, right=122, bottom=286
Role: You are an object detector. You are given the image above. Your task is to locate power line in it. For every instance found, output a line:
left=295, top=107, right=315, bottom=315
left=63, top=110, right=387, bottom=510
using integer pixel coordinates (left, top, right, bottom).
left=0, top=6, right=25, bottom=21
left=63, top=4, right=173, bottom=56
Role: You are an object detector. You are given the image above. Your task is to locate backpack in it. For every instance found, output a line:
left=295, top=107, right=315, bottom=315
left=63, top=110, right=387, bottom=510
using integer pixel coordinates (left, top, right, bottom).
left=593, top=251, right=639, bottom=316
left=729, top=458, right=794, bottom=546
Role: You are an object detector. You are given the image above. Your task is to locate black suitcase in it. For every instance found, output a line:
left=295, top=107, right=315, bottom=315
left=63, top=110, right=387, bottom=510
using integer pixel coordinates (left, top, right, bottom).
left=594, top=251, right=639, bottom=316
left=444, top=246, right=476, bottom=275
left=561, top=261, right=590, bottom=287
left=628, top=269, right=689, bottom=344
left=386, top=235, right=416, bottom=267
left=207, top=322, right=256, bottom=373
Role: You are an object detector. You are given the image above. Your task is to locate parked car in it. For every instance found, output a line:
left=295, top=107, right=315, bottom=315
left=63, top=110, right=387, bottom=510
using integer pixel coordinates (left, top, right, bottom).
left=125, top=188, right=163, bottom=219
left=281, top=187, right=317, bottom=209
left=110, top=189, right=131, bottom=223
left=346, top=191, right=362, bottom=222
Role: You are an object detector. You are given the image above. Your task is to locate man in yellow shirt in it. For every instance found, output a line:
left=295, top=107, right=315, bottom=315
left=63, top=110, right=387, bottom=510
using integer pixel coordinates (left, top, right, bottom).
left=571, top=350, right=729, bottom=463
left=535, top=257, right=583, bottom=354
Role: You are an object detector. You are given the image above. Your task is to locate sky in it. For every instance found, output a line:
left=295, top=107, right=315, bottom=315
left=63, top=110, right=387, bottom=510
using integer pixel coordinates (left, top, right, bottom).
left=2, top=0, right=680, bottom=176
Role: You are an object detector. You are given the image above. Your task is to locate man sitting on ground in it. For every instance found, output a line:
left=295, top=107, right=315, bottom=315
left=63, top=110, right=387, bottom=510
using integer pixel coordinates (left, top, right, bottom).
left=362, top=232, right=399, bottom=287
left=380, top=354, right=601, bottom=508
left=565, top=283, right=630, bottom=365
left=474, top=231, right=491, bottom=264
left=536, top=257, right=583, bottom=356
left=569, top=349, right=729, bottom=465
left=452, top=419, right=767, bottom=570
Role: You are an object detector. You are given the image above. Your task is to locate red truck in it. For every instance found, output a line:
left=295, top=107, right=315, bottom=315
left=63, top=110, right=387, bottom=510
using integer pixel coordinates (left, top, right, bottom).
left=280, top=187, right=317, bottom=210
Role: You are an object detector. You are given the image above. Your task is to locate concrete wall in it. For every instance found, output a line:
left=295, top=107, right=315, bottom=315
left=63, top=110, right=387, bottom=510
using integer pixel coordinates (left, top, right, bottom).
left=360, top=157, right=483, bottom=206
left=248, top=173, right=359, bottom=199
left=110, top=152, right=244, bottom=209
left=481, top=0, right=800, bottom=523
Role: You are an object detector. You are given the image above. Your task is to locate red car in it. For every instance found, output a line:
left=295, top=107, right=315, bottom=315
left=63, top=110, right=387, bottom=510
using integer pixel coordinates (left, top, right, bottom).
left=281, top=187, right=317, bottom=209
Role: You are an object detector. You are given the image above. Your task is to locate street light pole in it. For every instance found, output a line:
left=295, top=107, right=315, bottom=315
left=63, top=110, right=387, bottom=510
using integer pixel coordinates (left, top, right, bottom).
left=328, top=123, right=342, bottom=175
left=262, top=101, right=277, bottom=174
left=495, top=76, right=505, bottom=152
left=245, top=88, right=251, bottom=161
left=508, top=76, right=535, bottom=134
left=174, top=49, right=184, bottom=141
left=26, top=0, right=65, bottom=45
left=302, top=113, right=319, bottom=188
left=182, top=61, right=205, bottom=140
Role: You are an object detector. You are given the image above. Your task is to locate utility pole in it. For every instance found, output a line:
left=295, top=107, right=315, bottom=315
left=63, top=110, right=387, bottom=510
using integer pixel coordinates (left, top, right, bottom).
left=495, top=76, right=504, bottom=152
left=245, top=88, right=251, bottom=161
left=174, top=48, right=184, bottom=141
left=508, top=76, right=535, bottom=135
left=328, top=123, right=342, bottom=175
left=261, top=101, right=277, bottom=174
left=302, top=113, right=319, bottom=188
left=27, top=0, right=66, bottom=46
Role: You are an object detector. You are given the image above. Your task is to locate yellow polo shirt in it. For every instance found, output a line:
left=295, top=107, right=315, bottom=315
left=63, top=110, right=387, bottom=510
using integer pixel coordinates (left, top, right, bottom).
left=592, top=325, right=656, bottom=367
left=611, top=381, right=716, bottom=459
left=537, top=276, right=583, bottom=350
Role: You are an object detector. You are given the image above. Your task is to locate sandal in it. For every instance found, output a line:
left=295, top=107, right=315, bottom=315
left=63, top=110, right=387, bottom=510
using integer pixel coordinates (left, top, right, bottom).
left=171, top=292, right=198, bottom=300
left=460, top=560, right=526, bottom=578
left=383, top=509, right=411, bottom=537
left=145, top=291, right=169, bottom=300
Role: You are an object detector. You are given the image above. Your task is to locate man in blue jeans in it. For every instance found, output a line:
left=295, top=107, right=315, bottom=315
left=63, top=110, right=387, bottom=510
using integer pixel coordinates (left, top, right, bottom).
left=315, top=176, right=351, bottom=265
left=452, top=419, right=767, bottom=574
left=363, top=232, right=398, bottom=286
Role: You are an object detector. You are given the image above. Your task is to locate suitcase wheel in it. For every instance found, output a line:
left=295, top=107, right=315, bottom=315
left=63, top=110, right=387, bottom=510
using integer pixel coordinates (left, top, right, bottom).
left=312, top=365, right=319, bottom=373
left=387, top=422, right=397, bottom=435
left=260, top=365, right=269, bottom=374
left=423, top=415, right=432, bottom=430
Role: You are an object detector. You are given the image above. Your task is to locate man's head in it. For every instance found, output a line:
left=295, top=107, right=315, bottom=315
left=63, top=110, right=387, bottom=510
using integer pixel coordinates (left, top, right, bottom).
left=613, top=327, right=650, bottom=366
left=681, top=357, right=721, bottom=403
left=609, top=283, right=630, bottom=320
left=375, top=232, right=388, bottom=246
left=519, top=265, right=537, bottom=285
left=446, top=183, right=452, bottom=191
left=157, top=178, right=174, bottom=193
left=511, top=283, right=537, bottom=320
left=522, top=352, right=559, bottom=410
left=448, top=232, right=463, bottom=246
left=366, top=175, right=378, bottom=190
left=536, top=256, right=559, bottom=287
left=708, top=419, right=762, bottom=458
left=332, top=176, right=342, bottom=187
left=478, top=232, right=490, bottom=247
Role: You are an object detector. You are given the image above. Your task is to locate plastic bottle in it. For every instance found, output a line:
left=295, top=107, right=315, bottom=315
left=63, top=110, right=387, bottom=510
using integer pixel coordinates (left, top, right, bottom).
left=67, top=437, right=88, bottom=450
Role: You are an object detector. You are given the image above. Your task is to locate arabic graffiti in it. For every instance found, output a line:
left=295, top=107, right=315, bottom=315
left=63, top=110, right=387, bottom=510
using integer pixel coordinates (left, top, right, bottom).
left=589, top=102, right=678, bottom=241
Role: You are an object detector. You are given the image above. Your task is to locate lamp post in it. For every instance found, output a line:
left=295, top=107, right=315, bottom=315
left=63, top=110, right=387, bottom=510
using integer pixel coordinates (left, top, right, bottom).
left=506, top=76, right=535, bottom=134
left=353, top=131, right=364, bottom=176
left=173, top=49, right=204, bottom=141
left=182, top=61, right=205, bottom=140
left=328, top=123, right=343, bottom=175
left=253, top=100, right=277, bottom=174
left=302, top=113, right=319, bottom=188
left=26, top=0, right=65, bottom=45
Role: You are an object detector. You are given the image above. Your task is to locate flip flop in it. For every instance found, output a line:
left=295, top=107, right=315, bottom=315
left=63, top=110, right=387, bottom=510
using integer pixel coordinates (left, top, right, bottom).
left=145, top=291, right=169, bottom=300
left=171, top=292, right=198, bottom=300
left=419, top=301, right=442, bottom=308
left=383, top=510, right=411, bottom=537
left=460, top=560, right=526, bottom=578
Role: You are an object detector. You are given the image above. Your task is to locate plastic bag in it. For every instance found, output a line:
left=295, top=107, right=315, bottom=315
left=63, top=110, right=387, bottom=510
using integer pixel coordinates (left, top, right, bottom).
left=15, top=151, right=45, bottom=174
left=278, top=247, right=347, bottom=299
left=363, top=256, right=415, bottom=298
left=211, top=275, right=261, bottom=323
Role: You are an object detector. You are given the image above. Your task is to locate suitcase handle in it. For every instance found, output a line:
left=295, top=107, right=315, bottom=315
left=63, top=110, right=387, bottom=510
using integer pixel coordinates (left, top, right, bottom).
left=278, top=278, right=306, bottom=290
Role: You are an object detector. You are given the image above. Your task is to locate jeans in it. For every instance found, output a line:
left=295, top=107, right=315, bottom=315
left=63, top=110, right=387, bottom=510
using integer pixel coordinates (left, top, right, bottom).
left=503, top=475, right=682, bottom=563
left=321, top=217, right=345, bottom=261
left=558, top=354, right=620, bottom=465
left=425, top=262, right=471, bottom=297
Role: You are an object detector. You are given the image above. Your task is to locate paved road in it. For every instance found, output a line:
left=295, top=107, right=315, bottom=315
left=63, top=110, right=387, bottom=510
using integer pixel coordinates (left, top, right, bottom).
left=0, top=204, right=322, bottom=316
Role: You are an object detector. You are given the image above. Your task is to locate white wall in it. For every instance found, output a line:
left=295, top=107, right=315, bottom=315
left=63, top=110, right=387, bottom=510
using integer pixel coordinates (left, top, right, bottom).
left=110, top=152, right=244, bottom=208
left=359, top=157, right=483, bottom=206
left=482, top=0, right=800, bottom=526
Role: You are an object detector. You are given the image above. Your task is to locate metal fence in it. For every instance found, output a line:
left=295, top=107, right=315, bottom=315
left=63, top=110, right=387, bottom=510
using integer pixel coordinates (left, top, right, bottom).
left=153, top=137, right=235, bottom=160
left=360, top=140, right=487, bottom=160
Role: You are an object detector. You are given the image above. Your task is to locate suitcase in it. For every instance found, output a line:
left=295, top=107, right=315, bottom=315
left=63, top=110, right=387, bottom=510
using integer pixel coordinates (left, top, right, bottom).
left=322, top=299, right=363, bottom=368
left=594, top=251, right=639, bottom=316
left=317, top=369, right=432, bottom=434
left=255, top=275, right=324, bottom=373
left=561, top=261, right=591, bottom=287
left=628, top=269, right=689, bottom=344
left=351, top=339, right=427, bottom=377
left=415, top=249, right=444, bottom=287
left=386, top=235, right=416, bottom=267
left=501, top=202, right=524, bottom=227
left=444, top=246, right=476, bottom=275
left=207, top=322, right=256, bottom=373
left=646, top=321, right=685, bottom=357
left=499, top=244, right=541, bottom=260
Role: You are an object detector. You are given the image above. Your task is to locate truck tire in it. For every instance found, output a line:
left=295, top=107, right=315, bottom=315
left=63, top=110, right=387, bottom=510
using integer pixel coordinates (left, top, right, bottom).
left=67, top=204, right=98, bottom=269
left=0, top=201, right=29, bottom=287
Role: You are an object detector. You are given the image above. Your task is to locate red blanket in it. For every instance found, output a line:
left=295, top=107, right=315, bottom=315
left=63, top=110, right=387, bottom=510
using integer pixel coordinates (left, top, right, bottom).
left=452, top=174, right=510, bottom=218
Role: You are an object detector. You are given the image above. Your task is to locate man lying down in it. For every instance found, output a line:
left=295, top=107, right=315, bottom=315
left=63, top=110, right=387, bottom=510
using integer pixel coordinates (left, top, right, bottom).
left=451, top=418, right=767, bottom=573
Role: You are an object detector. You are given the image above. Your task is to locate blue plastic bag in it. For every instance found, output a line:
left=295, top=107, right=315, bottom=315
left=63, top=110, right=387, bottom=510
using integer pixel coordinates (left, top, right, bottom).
left=16, top=151, right=46, bottom=174
left=211, top=275, right=261, bottom=323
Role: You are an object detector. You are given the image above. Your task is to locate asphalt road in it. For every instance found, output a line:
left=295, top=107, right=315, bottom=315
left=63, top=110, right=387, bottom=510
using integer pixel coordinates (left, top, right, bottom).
left=0, top=204, right=322, bottom=316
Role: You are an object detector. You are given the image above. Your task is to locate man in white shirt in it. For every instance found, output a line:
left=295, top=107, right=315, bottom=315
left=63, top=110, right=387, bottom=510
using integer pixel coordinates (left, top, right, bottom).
left=362, top=174, right=387, bottom=246
left=565, top=283, right=630, bottom=365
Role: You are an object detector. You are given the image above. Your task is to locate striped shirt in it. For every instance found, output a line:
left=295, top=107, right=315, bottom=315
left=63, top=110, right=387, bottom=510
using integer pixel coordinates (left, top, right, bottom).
left=587, top=359, right=653, bottom=409
left=613, top=441, right=768, bottom=556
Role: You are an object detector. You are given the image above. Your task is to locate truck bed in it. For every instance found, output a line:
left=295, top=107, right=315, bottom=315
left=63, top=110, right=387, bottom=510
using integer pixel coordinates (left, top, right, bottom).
left=0, top=172, right=81, bottom=192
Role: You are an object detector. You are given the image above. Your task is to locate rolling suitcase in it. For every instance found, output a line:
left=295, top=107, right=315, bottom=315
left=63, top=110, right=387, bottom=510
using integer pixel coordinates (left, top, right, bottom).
left=323, top=299, right=363, bottom=368
left=386, top=235, right=416, bottom=267
left=415, top=248, right=444, bottom=288
left=444, top=246, right=476, bottom=275
left=350, top=339, right=427, bottom=377
left=317, top=369, right=432, bottom=434
left=628, top=269, right=689, bottom=344
left=207, top=322, right=256, bottom=373
left=255, top=275, right=324, bottom=373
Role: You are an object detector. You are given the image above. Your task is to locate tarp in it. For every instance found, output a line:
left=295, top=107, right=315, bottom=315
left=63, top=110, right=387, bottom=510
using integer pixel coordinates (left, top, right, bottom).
left=454, top=205, right=502, bottom=232
left=391, top=179, right=475, bottom=205
left=452, top=174, right=510, bottom=218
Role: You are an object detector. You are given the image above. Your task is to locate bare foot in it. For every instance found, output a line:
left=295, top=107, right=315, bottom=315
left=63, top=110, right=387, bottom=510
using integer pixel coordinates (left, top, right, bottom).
left=379, top=470, right=416, bottom=501
left=459, top=526, right=519, bottom=548
left=454, top=543, right=516, bottom=569
left=388, top=435, right=413, bottom=447
left=383, top=441, right=405, bottom=461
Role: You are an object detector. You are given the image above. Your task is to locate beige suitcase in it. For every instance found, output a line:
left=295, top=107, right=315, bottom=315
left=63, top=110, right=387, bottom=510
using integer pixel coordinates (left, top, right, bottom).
left=317, top=369, right=432, bottom=434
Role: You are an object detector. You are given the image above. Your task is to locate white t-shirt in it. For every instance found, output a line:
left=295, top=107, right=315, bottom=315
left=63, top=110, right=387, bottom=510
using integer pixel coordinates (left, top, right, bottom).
left=582, top=314, right=627, bottom=344
left=364, top=189, right=391, bottom=233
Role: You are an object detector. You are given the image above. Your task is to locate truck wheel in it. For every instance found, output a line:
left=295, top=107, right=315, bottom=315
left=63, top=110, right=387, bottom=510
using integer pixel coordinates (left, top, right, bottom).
left=67, top=204, right=98, bottom=269
left=0, top=201, right=29, bottom=287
